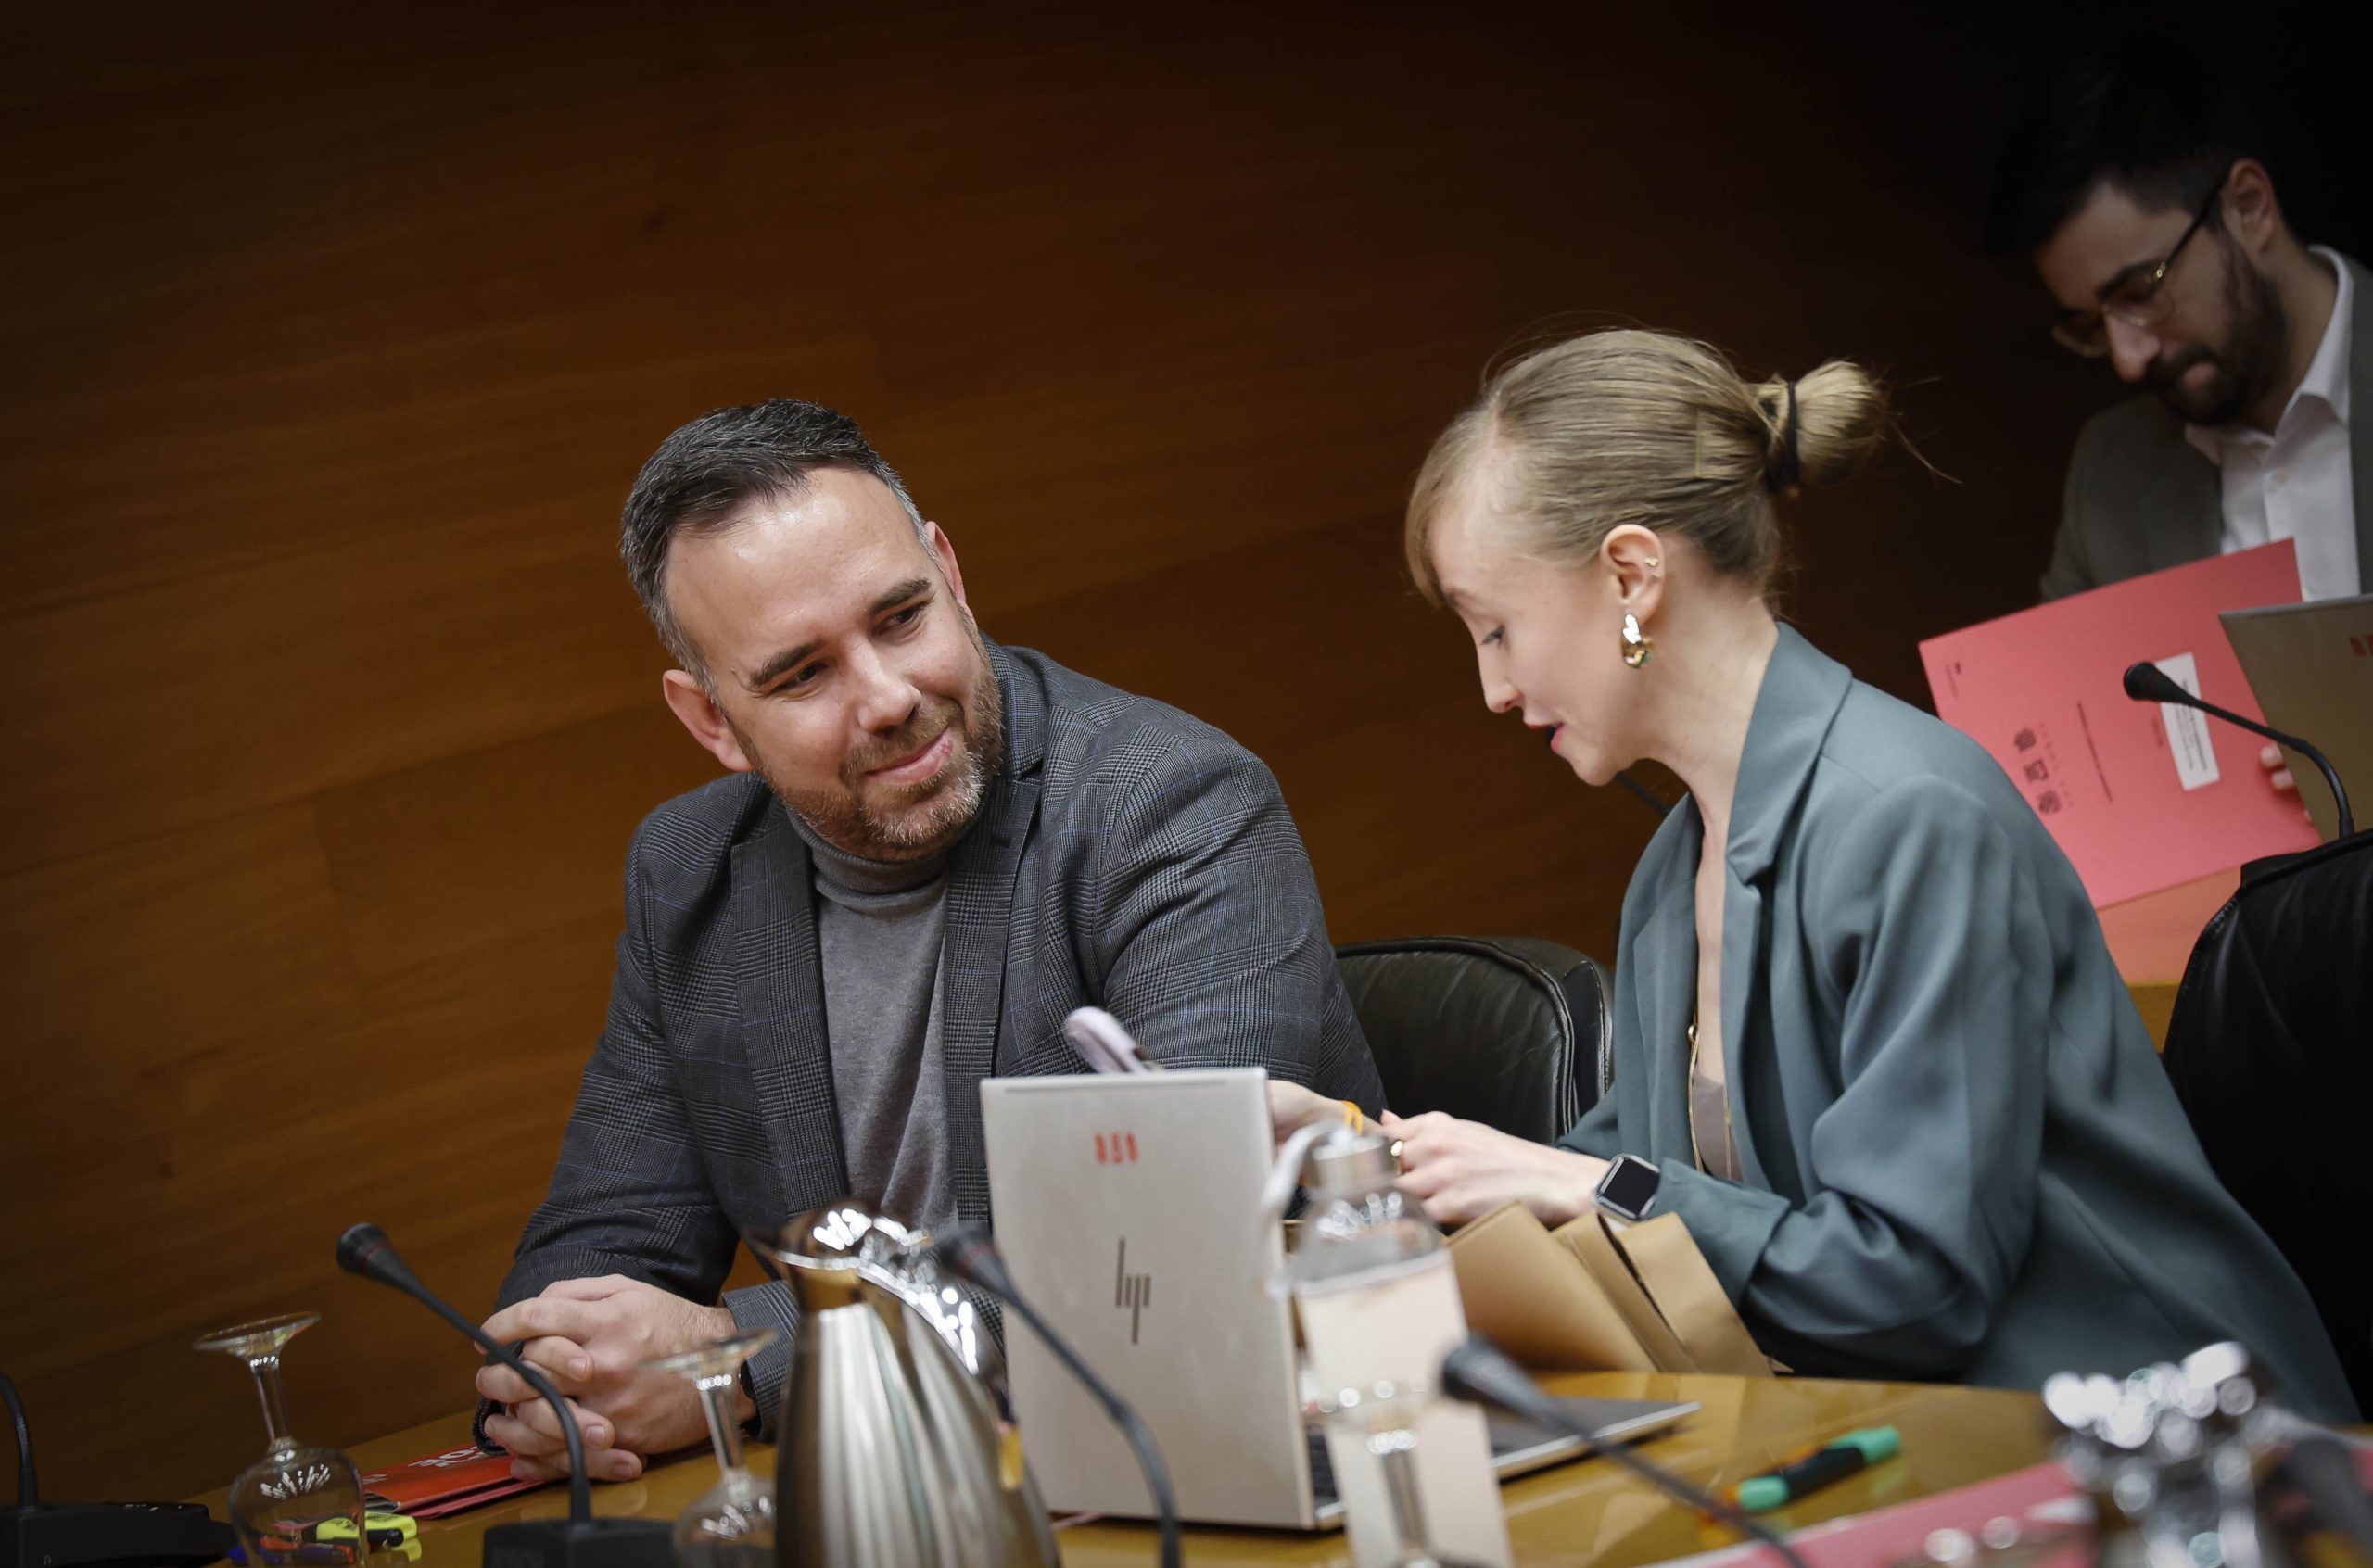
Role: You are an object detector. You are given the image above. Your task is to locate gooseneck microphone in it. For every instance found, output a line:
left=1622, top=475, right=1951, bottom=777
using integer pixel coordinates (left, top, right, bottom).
left=1440, top=1337, right=1812, bottom=1568
left=928, top=1225, right=1183, bottom=1568
left=2122, top=661, right=2354, bottom=839
left=334, top=1223, right=673, bottom=1568
left=333, top=1225, right=590, bottom=1524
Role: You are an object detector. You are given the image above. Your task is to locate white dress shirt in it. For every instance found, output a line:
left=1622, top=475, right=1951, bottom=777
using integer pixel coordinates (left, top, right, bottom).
left=2185, top=247, right=2358, bottom=601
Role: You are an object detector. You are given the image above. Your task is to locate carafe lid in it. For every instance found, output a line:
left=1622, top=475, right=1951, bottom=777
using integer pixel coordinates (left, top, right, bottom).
left=754, top=1204, right=927, bottom=1310
left=1306, top=1128, right=1395, bottom=1194
left=769, top=1205, right=925, bottom=1268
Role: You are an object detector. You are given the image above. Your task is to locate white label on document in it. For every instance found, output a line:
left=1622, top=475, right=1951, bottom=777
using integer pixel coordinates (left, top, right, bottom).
left=2153, top=652, right=2221, bottom=791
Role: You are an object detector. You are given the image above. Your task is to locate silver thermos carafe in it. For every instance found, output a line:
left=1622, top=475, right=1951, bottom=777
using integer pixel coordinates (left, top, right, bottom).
left=753, top=1206, right=1060, bottom=1568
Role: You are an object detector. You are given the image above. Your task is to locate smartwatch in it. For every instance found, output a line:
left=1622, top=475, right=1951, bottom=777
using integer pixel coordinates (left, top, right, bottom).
left=1594, top=1154, right=1663, bottom=1222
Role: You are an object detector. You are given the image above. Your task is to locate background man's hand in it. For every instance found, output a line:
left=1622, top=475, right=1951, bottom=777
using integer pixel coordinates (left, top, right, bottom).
left=2263, top=742, right=2299, bottom=794
left=475, top=1276, right=751, bottom=1482
left=2262, top=743, right=2321, bottom=826
left=1381, top=1109, right=1605, bottom=1230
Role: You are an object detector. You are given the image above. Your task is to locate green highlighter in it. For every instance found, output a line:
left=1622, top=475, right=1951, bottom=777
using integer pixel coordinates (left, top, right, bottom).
left=1733, top=1426, right=1900, bottom=1512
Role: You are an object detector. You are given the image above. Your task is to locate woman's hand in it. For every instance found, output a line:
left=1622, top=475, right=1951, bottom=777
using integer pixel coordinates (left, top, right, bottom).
left=1382, top=1110, right=1606, bottom=1229
left=1266, top=1080, right=1360, bottom=1147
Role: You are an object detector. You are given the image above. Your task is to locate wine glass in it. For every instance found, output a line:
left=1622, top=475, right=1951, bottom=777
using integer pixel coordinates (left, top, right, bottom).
left=640, top=1326, right=778, bottom=1568
left=193, top=1312, right=369, bottom=1568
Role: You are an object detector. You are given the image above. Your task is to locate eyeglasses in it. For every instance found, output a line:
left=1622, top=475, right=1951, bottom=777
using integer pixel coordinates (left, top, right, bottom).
left=2049, top=178, right=2225, bottom=357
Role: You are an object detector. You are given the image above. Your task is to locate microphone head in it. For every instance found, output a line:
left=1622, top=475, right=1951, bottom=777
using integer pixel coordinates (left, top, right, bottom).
left=336, top=1221, right=391, bottom=1278
left=2123, top=661, right=2183, bottom=703
left=924, top=1224, right=1009, bottom=1293
left=1438, top=1335, right=1531, bottom=1410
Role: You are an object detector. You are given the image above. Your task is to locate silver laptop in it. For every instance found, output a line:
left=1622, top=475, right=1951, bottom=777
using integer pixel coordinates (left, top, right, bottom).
left=2220, top=592, right=2373, bottom=842
left=979, top=1068, right=1697, bottom=1530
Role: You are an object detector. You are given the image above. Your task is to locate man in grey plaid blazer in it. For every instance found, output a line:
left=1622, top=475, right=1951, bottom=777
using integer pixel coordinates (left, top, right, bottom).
left=471, top=400, right=1382, bottom=1481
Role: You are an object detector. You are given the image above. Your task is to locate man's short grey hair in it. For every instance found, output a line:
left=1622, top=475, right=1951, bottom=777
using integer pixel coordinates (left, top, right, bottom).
left=619, top=398, right=928, bottom=676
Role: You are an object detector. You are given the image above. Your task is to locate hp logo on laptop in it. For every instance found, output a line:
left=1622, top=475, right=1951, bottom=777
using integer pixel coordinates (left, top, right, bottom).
left=1115, top=1237, right=1150, bottom=1344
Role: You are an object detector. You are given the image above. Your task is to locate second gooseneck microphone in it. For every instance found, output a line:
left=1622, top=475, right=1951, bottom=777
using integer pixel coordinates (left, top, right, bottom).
left=2122, top=660, right=2354, bottom=838
left=1440, top=1336, right=1812, bottom=1568
left=928, top=1224, right=1184, bottom=1568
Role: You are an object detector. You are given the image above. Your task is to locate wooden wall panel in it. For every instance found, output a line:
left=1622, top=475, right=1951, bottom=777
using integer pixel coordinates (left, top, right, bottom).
left=3, top=0, right=2364, bottom=1507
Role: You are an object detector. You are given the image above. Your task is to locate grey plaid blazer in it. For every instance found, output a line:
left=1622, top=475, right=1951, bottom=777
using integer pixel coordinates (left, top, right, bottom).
left=493, top=641, right=1383, bottom=1435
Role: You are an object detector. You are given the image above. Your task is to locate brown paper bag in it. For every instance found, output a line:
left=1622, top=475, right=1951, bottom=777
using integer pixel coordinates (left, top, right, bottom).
left=1553, top=1210, right=1699, bottom=1370
left=1446, top=1201, right=1771, bottom=1376
left=1607, top=1212, right=1770, bottom=1376
left=1444, top=1202, right=1656, bottom=1372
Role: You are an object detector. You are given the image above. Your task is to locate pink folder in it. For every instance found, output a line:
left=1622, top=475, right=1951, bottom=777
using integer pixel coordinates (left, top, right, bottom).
left=1918, top=541, right=2316, bottom=909
left=1669, top=1442, right=2373, bottom=1567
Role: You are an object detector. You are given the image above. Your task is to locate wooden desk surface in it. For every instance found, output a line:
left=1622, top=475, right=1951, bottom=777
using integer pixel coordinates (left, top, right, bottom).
left=202, top=1372, right=2050, bottom=1567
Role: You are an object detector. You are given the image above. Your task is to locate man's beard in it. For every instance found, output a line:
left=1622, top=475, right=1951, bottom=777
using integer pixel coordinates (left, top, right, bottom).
left=2145, top=241, right=2291, bottom=428
left=746, top=633, right=1006, bottom=863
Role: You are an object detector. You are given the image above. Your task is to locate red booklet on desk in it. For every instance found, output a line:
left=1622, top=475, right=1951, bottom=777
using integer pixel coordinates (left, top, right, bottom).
left=1918, top=541, right=2316, bottom=909
left=359, top=1443, right=546, bottom=1519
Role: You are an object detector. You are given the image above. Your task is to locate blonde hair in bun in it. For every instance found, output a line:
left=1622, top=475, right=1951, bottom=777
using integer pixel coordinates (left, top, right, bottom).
left=1407, top=328, right=1892, bottom=597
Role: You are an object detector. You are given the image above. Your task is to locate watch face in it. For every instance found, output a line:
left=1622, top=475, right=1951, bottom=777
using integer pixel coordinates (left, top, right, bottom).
left=1600, top=1157, right=1659, bottom=1218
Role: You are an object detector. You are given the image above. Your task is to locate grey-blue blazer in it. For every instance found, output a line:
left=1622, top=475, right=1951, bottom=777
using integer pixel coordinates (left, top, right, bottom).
left=496, top=640, right=1384, bottom=1432
left=1560, top=626, right=2354, bottom=1419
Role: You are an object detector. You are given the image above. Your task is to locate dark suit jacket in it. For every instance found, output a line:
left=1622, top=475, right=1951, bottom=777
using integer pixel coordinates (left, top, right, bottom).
left=495, top=641, right=1383, bottom=1432
left=2040, top=252, right=2371, bottom=601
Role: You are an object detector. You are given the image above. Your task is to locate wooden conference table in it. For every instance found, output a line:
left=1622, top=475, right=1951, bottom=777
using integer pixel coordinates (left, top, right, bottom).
left=210, top=1372, right=2053, bottom=1567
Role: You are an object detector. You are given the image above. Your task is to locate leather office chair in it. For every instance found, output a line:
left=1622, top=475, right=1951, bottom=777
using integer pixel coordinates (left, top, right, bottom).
left=1334, top=936, right=1613, bottom=1144
left=2159, top=834, right=2373, bottom=1416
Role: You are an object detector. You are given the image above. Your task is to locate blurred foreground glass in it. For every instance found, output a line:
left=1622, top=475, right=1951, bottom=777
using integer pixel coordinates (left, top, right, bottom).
left=1304, top=1376, right=1489, bottom=1568
left=640, top=1327, right=779, bottom=1568
left=193, top=1312, right=369, bottom=1568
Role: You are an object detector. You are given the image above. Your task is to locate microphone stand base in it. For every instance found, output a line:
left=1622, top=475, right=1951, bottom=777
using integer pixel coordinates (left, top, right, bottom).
left=481, top=1516, right=676, bottom=1568
left=2, top=1501, right=235, bottom=1568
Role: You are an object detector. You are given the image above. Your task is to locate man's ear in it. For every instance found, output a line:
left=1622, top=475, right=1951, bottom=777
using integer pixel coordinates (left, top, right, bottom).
left=1602, top=524, right=1668, bottom=626
left=2224, top=159, right=2284, bottom=255
left=661, top=670, right=755, bottom=774
left=926, top=522, right=970, bottom=609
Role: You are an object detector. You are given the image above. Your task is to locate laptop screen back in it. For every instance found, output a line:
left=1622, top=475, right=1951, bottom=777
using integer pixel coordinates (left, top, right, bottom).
left=979, top=1069, right=1315, bottom=1527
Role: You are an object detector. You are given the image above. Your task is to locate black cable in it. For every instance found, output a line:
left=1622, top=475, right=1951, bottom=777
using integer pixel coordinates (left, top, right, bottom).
left=1441, top=1337, right=1810, bottom=1568
left=929, top=1228, right=1182, bottom=1568
left=2, top=1371, right=35, bottom=1505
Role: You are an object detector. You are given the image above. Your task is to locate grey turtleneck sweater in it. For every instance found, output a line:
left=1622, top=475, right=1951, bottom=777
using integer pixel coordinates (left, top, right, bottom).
left=792, top=815, right=957, bottom=1234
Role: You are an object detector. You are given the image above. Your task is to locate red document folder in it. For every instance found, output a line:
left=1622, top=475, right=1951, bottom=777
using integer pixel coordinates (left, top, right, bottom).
left=1918, top=541, right=2317, bottom=909
left=359, top=1443, right=546, bottom=1519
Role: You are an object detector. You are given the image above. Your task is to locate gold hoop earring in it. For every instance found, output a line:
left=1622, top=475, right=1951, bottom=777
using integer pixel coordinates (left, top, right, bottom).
left=1621, top=613, right=1654, bottom=669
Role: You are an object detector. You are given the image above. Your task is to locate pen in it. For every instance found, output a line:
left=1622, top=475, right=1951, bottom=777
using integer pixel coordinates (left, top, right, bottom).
left=1732, top=1425, right=1899, bottom=1512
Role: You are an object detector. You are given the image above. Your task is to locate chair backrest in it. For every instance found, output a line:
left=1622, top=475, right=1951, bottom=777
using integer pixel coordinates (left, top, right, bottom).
left=1333, top=936, right=1612, bottom=1144
left=2161, top=832, right=2372, bottom=1415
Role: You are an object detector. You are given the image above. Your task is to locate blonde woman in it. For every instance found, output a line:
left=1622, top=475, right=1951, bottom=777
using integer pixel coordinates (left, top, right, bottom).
left=1275, top=329, right=2352, bottom=1415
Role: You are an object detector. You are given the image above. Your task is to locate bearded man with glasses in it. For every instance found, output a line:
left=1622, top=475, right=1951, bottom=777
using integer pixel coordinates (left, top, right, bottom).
left=1990, top=49, right=2367, bottom=605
